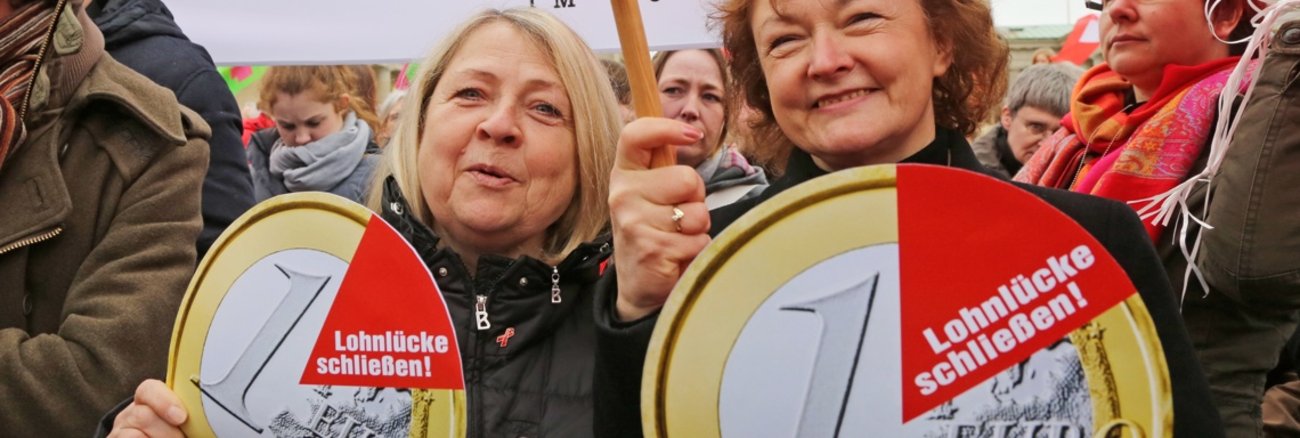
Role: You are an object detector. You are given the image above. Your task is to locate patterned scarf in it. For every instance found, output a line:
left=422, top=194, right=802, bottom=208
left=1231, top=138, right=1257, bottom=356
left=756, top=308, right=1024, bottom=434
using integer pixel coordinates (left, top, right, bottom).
left=0, top=1, right=59, bottom=173
left=1015, top=58, right=1243, bottom=240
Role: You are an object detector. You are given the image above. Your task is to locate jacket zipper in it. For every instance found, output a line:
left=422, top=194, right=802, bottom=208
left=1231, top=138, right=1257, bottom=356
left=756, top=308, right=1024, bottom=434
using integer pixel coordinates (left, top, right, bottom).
left=465, top=257, right=490, bottom=438
left=550, top=266, right=562, bottom=304
left=475, top=295, right=491, bottom=330
left=19, top=0, right=68, bottom=122
left=1, top=2, right=69, bottom=259
left=0, top=227, right=63, bottom=256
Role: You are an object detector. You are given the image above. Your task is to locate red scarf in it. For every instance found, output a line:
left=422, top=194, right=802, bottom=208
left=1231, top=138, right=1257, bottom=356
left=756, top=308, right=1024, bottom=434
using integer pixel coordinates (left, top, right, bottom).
left=1016, top=58, right=1242, bottom=240
left=0, top=1, right=59, bottom=174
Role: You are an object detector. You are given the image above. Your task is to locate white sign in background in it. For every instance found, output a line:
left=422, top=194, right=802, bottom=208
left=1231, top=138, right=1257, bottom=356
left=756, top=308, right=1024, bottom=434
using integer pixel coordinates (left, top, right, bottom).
left=166, top=0, right=719, bottom=65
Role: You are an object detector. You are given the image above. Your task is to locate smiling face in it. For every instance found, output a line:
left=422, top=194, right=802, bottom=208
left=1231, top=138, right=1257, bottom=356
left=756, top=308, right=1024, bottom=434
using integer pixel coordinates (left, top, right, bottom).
left=658, top=50, right=728, bottom=167
left=417, top=21, right=577, bottom=259
left=270, top=91, right=346, bottom=147
left=751, top=0, right=951, bottom=171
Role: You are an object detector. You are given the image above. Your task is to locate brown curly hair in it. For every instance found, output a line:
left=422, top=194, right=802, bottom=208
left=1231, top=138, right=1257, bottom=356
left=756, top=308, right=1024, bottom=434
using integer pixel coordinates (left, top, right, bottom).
left=715, top=0, right=1008, bottom=174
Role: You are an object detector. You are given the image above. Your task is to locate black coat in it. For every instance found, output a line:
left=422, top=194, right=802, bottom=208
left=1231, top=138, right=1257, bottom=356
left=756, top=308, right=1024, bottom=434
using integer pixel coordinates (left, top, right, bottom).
left=380, top=178, right=610, bottom=438
left=90, top=0, right=254, bottom=259
left=593, top=128, right=1223, bottom=437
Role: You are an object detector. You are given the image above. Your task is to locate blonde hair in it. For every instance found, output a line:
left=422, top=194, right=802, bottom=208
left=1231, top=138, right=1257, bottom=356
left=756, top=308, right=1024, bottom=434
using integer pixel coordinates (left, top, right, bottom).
left=259, top=65, right=382, bottom=132
left=368, top=8, right=619, bottom=261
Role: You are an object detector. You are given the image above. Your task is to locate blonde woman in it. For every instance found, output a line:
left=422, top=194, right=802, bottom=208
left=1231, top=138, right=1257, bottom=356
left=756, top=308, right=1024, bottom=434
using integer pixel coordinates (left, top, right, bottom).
left=107, top=8, right=619, bottom=438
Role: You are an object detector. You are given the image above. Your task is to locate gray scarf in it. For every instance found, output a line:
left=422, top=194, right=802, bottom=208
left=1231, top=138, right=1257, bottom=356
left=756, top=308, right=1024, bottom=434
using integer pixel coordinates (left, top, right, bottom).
left=698, top=146, right=766, bottom=191
left=269, top=111, right=370, bottom=193
left=697, top=145, right=769, bottom=209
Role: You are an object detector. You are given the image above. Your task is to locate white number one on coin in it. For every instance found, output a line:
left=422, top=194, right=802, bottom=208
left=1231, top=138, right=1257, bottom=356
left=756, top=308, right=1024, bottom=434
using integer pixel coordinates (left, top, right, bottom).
left=196, top=265, right=330, bottom=433
left=780, top=273, right=880, bottom=437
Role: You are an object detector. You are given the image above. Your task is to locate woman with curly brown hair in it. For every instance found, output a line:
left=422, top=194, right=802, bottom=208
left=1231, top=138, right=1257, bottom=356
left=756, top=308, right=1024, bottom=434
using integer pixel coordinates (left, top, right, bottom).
left=594, top=0, right=1222, bottom=435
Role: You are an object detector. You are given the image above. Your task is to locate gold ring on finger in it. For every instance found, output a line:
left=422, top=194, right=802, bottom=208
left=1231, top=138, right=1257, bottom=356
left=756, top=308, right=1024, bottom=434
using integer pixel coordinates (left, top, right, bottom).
left=670, top=206, right=685, bottom=232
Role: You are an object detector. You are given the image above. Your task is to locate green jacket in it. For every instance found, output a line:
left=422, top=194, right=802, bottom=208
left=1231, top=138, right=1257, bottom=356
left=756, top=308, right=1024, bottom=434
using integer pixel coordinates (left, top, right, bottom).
left=0, top=2, right=208, bottom=435
left=1180, top=20, right=1300, bottom=437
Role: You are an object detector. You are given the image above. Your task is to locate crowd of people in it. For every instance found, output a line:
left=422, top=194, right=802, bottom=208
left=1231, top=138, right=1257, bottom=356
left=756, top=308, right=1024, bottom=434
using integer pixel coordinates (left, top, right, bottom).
left=1, top=0, right=1298, bottom=436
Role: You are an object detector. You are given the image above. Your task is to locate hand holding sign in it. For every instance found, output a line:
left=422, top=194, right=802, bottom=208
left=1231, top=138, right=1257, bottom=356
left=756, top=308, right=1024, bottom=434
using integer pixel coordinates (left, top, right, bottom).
left=610, top=118, right=713, bottom=321
left=111, top=379, right=187, bottom=438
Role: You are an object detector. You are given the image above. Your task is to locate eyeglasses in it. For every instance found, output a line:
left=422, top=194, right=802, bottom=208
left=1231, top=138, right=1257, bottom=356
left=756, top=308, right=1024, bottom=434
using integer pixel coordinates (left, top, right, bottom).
left=1084, top=0, right=1104, bottom=11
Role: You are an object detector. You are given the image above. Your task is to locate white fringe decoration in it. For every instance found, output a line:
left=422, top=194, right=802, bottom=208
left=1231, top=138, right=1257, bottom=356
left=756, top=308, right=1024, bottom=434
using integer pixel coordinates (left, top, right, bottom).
left=1131, top=0, right=1300, bottom=306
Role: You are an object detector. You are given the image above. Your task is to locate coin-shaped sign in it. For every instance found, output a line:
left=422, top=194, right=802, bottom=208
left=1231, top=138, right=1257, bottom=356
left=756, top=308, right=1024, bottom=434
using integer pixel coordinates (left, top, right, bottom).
left=644, top=165, right=1170, bottom=437
left=168, top=193, right=466, bottom=437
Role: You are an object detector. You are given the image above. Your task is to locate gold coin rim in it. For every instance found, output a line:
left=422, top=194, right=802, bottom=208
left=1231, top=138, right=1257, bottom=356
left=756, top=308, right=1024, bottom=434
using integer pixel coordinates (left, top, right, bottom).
left=167, top=192, right=465, bottom=436
left=642, top=165, right=1172, bottom=437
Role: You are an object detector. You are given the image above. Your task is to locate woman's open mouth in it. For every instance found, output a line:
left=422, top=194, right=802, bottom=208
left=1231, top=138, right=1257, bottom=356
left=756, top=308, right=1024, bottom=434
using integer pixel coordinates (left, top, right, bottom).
left=466, top=164, right=518, bottom=188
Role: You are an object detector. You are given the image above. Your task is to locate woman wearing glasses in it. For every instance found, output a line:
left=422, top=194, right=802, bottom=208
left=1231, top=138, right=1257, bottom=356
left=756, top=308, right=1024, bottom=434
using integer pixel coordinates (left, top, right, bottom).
left=1017, top=0, right=1271, bottom=435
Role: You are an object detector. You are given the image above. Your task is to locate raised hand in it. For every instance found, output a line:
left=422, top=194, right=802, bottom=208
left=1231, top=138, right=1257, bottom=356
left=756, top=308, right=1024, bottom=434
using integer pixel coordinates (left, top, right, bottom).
left=608, top=117, right=712, bottom=321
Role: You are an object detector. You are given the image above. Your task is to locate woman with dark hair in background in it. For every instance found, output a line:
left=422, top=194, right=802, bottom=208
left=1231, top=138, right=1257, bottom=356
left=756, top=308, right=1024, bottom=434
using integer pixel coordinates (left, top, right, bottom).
left=652, top=49, right=767, bottom=209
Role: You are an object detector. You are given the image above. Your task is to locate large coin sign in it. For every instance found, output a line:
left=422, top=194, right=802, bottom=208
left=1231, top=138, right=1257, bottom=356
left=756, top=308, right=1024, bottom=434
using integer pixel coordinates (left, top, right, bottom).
left=168, top=193, right=466, bottom=437
left=644, top=165, right=1171, bottom=437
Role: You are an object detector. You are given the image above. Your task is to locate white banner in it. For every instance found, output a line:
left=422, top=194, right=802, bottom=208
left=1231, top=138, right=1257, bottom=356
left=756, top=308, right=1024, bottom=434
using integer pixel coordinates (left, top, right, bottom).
left=166, top=0, right=719, bottom=65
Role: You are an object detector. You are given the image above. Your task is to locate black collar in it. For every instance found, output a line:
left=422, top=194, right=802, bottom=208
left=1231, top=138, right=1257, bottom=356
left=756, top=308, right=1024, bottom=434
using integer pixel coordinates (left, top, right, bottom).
left=778, top=125, right=994, bottom=183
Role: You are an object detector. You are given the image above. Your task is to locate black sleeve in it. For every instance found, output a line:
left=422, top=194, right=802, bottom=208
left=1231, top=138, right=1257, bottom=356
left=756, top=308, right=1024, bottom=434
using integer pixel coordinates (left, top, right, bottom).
left=592, top=264, right=659, bottom=438
left=173, top=68, right=254, bottom=259
left=93, top=397, right=132, bottom=438
left=1099, top=201, right=1226, bottom=438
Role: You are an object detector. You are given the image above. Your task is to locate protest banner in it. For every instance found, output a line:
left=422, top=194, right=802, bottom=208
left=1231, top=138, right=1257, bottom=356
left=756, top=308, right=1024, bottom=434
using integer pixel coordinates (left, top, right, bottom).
left=643, top=165, right=1170, bottom=437
left=168, top=193, right=465, bottom=437
left=165, top=0, right=717, bottom=65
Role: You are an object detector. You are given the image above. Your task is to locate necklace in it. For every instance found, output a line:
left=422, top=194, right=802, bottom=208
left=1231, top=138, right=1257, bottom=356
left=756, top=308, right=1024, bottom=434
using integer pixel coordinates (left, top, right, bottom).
left=1068, top=134, right=1119, bottom=190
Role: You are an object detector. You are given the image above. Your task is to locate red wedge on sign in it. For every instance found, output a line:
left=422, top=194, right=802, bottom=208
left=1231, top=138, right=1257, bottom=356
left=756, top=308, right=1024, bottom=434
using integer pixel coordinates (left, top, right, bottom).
left=896, top=165, right=1135, bottom=422
left=299, top=216, right=464, bottom=389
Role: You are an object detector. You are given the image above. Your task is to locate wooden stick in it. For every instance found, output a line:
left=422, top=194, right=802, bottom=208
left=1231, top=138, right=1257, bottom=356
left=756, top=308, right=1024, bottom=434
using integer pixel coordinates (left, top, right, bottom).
left=611, top=0, right=676, bottom=168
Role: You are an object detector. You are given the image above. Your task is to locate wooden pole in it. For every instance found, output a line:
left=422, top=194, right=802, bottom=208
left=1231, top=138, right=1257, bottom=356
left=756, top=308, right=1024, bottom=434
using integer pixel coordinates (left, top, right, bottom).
left=611, top=0, right=676, bottom=168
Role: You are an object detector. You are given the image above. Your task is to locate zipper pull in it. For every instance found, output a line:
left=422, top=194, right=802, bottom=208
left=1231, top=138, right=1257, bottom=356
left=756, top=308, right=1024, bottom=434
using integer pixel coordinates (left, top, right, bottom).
left=551, top=266, right=562, bottom=304
left=475, top=295, right=491, bottom=330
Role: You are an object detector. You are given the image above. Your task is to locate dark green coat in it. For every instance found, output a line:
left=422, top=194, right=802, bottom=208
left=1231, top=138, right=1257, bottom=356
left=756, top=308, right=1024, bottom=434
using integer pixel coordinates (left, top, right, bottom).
left=0, top=4, right=208, bottom=435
